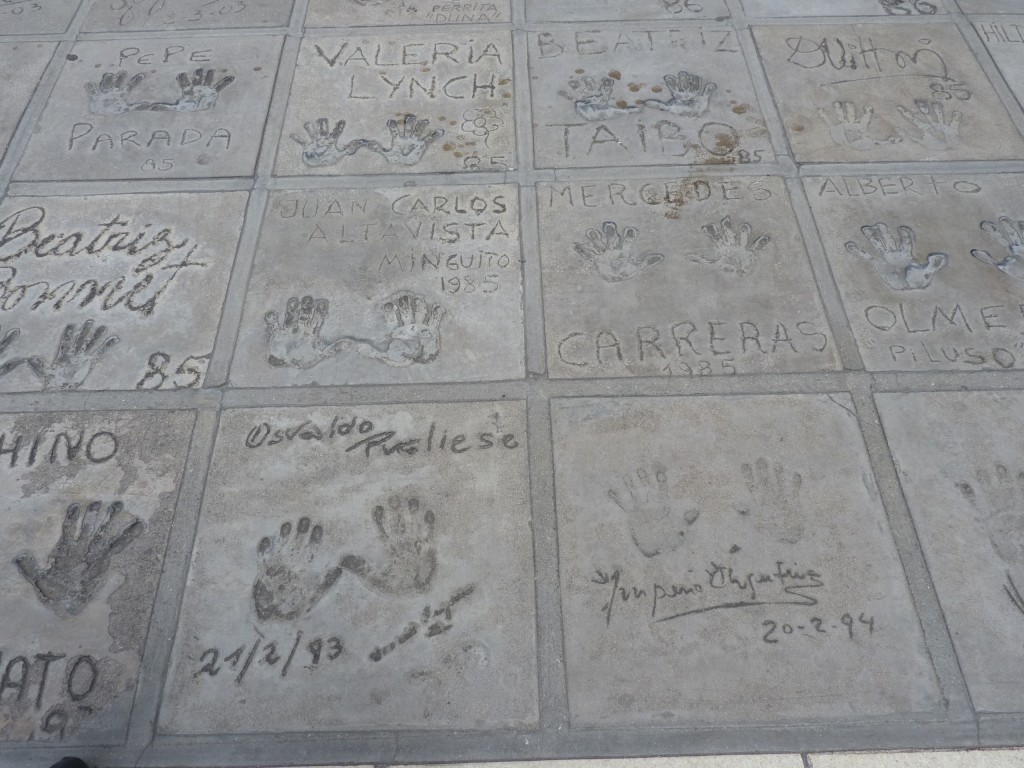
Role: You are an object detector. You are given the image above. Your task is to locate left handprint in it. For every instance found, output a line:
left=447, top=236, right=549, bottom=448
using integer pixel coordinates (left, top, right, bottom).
left=27, top=321, right=119, bottom=390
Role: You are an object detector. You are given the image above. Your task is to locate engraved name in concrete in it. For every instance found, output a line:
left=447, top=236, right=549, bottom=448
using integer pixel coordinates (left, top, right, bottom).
left=159, top=402, right=537, bottom=734
left=82, top=0, right=295, bottom=31
left=306, top=0, right=511, bottom=28
left=14, top=37, right=282, bottom=181
left=539, top=176, right=838, bottom=377
left=0, top=192, right=246, bottom=392
left=0, top=409, right=194, bottom=743
left=275, top=33, right=514, bottom=176
left=552, top=394, right=941, bottom=726
left=754, top=23, right=1024, bottom=162
left=230, top=185, right=524, bottom=386
left=806, top=173, right=1024, bottom=372
left=0, top=0, right=80, bottom=34
left=530, top=26, right=773, bottom=169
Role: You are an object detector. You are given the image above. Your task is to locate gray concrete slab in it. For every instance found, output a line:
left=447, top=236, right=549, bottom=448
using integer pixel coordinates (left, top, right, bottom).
left=742, top=0, right=953, bottom=16
left=0, top=408, right=194, bottom=744
left=274, top=33, right=515, bottom=177
left=958, top=0, right=1022, bottom=13
left=0, top=0, right=81, bottom=34
left=80, top=0, right=295, bottom=32
left=813, top=749, right=1024, bottom=767
left=0, top=43, right=55, bottom=165
left=803, top=172, right=1024, bottom=372
left=550, top=394, right=941, bottom=727
left=973, top=21, right=1024, bottom=114
left=305, top=0, right=512, bottom=27
left=875, top=391, right=1024, bottom=714
left=13, top=37, right=282, bottom=181
left=158, top=401, right=537, bottom=734
left=753, top=23, right=1024, bottom=162
left=527, top=25, right=773, bottom=169
left=537, top=176, right=840, bottom=378
left=228, top=184, right=524, bottom=386
left=0, top=192, right=247, bottom=392
left=525, top=0, right=728, bottom=23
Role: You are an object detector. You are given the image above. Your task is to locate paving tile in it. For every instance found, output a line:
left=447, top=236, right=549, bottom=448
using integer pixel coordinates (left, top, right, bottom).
left=813, top=748, right=1024, bottom=767
left=525, top=0, right=729, bottom=23
left=0, top=42, right=54, bottom=165
left=973, top=21, right=1024, bottom=113
left=305, top=0, right=511, bottom=27
left=538, top=176, right=839, bottom=378
left=0, top=409, right=195, bottom=744
left=742, top=0, right=952, bottom=15
left=528, top=25, right=773, bottom=169
left=80, top=0, right=295, bottom=31
left=876, top=391, right=1024, bottom=714
left=159, top=402, right=537, bottom=734
left=0, top=0, right=80, bottom=34
left=400, top=760, right=803, bottom=768
left=0, top=192, right=247, bottom=392
left=958, top=0, right=1021, bottom=12
left=804, top=172, right=1024, bottom=372
left=551, top=394, right=941, bottom=726
left=229, top=185, right=523, bottom=386
left=274, top=33, right=514, bottom=177
left=753, top=22, right=1024, bottom=162
left=14, top=37, right=282, bottom=181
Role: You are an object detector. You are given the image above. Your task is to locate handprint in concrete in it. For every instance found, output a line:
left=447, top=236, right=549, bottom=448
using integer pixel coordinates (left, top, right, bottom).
left=845, top=222, right=947, bottom=290
left=897, top=99, right=962, bottom=151
left=735, top=458, right=805, bottom=545
left=366, top=113, right=445, bottom=166
left=264, top=296, right=350, bottom=369
left=0, top=324, right=25, bottom=379
left=353, top=292, right=446, bottom=368
left=560, top=75, right=640, bottom=122
left=574, top=221, right=664, bottom=282
left=644, top=71, right=716, bottom=118
left=692, top=216, right=771, bottom=275
left=817, top=100, right=900, bottom=151
left=84, top=71, right=148, bottom=115
left=252, top=517, right=345, bottom=621
left=607, top=464, right=700, bottom=558
left=971, top=217, right=1024, bottom=281
left=14, top=501, right=144, bottom=618
left=27, top=321, right=119, bottom=390
left=153, top=68, right=235, bottom=112
left=342, top=496, right=437, bottom=595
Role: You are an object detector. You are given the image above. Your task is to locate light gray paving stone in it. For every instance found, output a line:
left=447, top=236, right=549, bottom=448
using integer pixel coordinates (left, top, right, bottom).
left=0, top=192, right=247, bottom=392
left=528, top=25, right=773, bottom=169
left=812, top=748, right=1024, bottom=767
left=14, top=37, right=282, bottom=181
left=158, top=401, right=537, bottom=734
left=876, top=391, right=1024, bottom=714
left=958, top=0, right=1022, bottom=13
left=0, top=0, right=81, bottom=34
left=0, top=409, right=195, bottom=744
left=537, top=176, right=840, bottom=378
left=229, top=185, right=524, bottom=387
left=551, top=394, right=942, bottom=726
left=525, top=0, right=728, bottom=23
left=305, top=0, right=511, bottom=28
left=742, top=0, right=951, bottom=16
left=973, top=21, right=1024, bottom=113
left=80, top=0, right=295, bottom=32
left=274, top=33, right=514, bottom=177
left=753, top=22, right=1024, bottom=162
left=392, top=760, right=804, bottom=768
left=804, top=172, right=1024, bottom=373
left=0, top=43, right=55, bottom=165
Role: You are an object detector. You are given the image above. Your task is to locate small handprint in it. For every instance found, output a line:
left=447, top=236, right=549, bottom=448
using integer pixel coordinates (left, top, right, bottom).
left=84, top=71, right=148, bottom=115
left=292, top=118, right=360, bottom=167
left=252, top=517, right=345, bottom=621
left=341, top=496, right=436, bottom=595
left=14, top=501, right=144, bottom=618
left=574, top=221, right=664, bottom=282
left=607, top=464, right=700, bottom=558
left=27, top=321, right=119, bottom=390
left=897, top=99, right=962, bottom=151
left=845, top=222, right=948, bottom=291
left=369, top=113, right=444, bottom=166
left=735, top=458, right=805, bottom=545
left=559, top=75, right=640, bottom=122
left=971, top=217, right=1024, bottom=281
left=692, top=216, right=770, bottom=275
left=644, top=71, right=716, bottom=118
left=957, top=464, right=1024, bottom=565
left=356, top=292, right=446, bottom=367
left=817, top=100, right=900, bottom=151
left=153, top=68, right=234, bottom=112
left=264, top=296, right=349, bottom=369
left=0, top=324, right=25, bottom=378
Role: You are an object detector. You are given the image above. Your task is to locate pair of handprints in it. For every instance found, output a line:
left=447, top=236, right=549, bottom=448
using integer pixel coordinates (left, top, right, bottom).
left=562, top=70, right=716, bottom=122
left=818, top=98, right=963, bottom=152
left=85, top=68, right=234, bottom=114
left=292, top=113, right=444, bottom=168
left=845, top=218, right=1024, bottom=291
